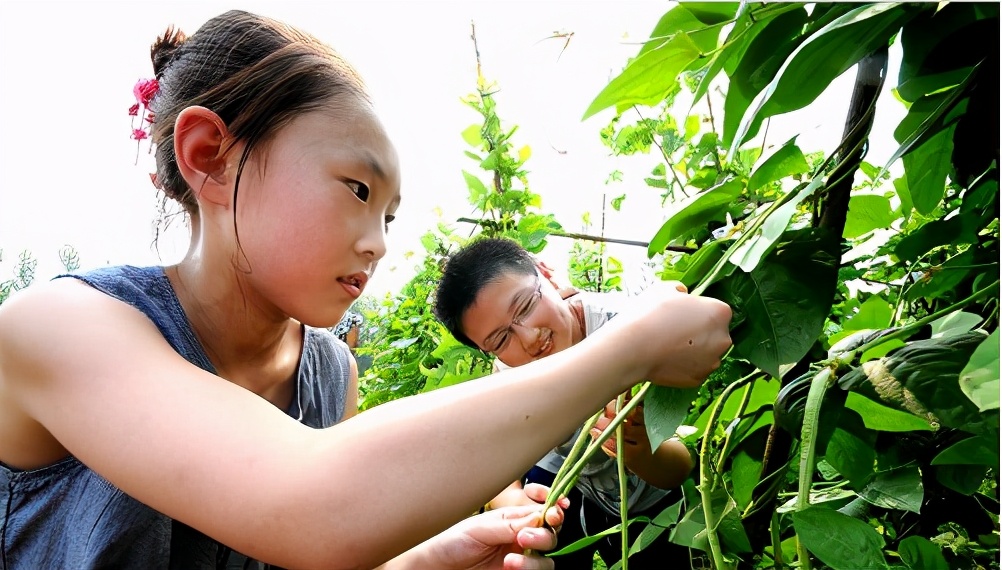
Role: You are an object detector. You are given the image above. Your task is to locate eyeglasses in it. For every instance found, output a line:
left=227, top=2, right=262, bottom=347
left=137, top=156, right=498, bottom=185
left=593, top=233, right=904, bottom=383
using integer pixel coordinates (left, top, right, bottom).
left=484, top=276, right=543, bottom=355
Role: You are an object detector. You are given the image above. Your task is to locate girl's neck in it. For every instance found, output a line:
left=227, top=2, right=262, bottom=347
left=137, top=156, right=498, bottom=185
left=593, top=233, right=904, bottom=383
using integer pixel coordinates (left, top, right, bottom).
left=165, top=260, right=302, bottom=407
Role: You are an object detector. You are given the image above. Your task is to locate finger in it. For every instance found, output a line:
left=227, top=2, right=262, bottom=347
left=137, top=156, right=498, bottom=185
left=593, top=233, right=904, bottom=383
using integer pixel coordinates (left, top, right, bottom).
left=522, top=483, right=570, bottom=509
left=504, top=551, right=555, bottom=570
left=515, top=525, right=558, bottom=552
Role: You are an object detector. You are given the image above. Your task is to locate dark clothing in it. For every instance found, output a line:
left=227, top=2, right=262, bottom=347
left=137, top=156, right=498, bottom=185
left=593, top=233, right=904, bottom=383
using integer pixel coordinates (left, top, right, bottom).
left=526, top=466, right=688, bottom=569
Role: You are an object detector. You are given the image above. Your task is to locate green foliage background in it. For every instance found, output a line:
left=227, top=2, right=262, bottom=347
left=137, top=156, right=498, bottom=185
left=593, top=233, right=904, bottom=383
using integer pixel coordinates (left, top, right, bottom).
left=359, top=3, right=999, bottom=569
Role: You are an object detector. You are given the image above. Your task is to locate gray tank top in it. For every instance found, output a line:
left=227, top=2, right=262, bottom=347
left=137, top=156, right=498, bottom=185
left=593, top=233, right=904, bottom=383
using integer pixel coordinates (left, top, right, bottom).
left=0, top=265, right=353, bottom=569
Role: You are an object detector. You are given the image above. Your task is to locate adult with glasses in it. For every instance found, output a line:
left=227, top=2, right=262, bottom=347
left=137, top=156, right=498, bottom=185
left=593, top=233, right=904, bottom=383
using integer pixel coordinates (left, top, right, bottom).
left=433, top=237, right=694, bottom=568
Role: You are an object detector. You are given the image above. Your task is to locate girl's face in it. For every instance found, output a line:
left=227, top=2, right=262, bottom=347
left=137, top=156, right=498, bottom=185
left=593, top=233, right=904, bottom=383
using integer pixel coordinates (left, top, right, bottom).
left=460, top=271, right=583, bottom=368
left=230, top=100, right=401, bottom=327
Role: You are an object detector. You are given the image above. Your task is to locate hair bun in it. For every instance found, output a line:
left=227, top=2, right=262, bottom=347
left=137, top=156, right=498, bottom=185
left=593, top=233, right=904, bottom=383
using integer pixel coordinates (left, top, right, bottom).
left=151, top=26, right=187, bottom=78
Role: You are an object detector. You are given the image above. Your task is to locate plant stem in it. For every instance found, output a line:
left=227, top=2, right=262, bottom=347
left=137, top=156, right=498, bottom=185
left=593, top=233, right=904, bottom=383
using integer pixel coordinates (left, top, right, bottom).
left=715, top=381, right=754, bottom=468
left=699, top=371, right=759, bottom=570
left=616, top=393, right=629, bottom=570
left=771, top=508, right=785, bottom=570
left=544, top=384, right=651, bottom=513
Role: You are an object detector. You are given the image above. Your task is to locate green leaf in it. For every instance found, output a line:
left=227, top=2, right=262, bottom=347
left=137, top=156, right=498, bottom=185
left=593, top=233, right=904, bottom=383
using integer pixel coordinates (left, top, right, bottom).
left=707, top=228, right=840, bottom=378
left=549, top=516, right=650, bottom=556
left=959, top=328, right=1000, bottom=411
left=859, top=466, right=924, bottom=513
left=843, top=296, right=894, bottom=332
left=894, top=214, right=976, bottom=261
left=728, top=178, right=821, bottom=273
left=898, top=536, right=949, bottom=570
left=934, top=464, right=989, bottom=495
left=905, top=250, right=975, bottom=302
left=902, top=127, right=955, bottom=215
left=628, top=500, right=683, bottom=557
left=693, top=378, right=779, bottom=435
left=883, top=69, right=975, bottom=177
left=929, top=310, right=983, bottom=338
left=893, top=176, right=914, bottom=223
left=731, top=442, right=764, bottom=510
left=731, top=3, right=916, bottom=154
left=825, top=427, right=876, bottom=489
left=648, top=178, right=743, bottom=256
left=844, top=392, right=935, bottom=432
left=792, top=507, right=886, bottom=570
left=461, top=124, right=482, bottom=147
left=839, top=332, right=992, bottom=433
left=843, top=195, right=898, bottom=239
left=747, top=140, right=810, bottom=192
left=645, top=385, right=698, bottom=453
left=681, top=239, right=728, bottom=286
left=723, top=7, right=808, bottom=146
left=931, top=434, right=1000, bottom=466
left=584, top=32, right=702, bottom=120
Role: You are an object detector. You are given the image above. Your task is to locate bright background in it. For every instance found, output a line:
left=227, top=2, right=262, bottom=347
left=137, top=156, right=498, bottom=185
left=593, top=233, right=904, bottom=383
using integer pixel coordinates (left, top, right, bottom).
left=0, top=1, right=904, bottom=297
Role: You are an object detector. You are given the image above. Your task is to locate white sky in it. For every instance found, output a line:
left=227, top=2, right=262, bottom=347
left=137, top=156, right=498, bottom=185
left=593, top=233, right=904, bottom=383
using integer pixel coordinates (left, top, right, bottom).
left=0, top=1, right=905, bottom=298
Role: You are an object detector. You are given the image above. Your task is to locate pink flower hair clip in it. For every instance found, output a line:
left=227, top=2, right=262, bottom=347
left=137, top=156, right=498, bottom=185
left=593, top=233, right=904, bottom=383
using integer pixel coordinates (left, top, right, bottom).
left=128, top=78, right=159, bottom=164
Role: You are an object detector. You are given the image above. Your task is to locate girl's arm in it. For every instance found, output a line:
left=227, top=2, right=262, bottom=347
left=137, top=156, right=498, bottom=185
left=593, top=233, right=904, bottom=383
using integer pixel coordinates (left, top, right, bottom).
left=0, top=279, right=730, bottom=569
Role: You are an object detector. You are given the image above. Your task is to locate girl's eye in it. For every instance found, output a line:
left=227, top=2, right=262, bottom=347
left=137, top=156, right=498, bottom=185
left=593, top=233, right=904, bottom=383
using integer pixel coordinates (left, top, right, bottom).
left=346, top=180, right=370, bottom=202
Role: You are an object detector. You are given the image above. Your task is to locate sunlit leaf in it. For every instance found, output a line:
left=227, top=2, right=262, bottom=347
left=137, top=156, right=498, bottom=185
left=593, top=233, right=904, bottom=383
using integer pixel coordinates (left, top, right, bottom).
left=959, top=328, right=1000, bottom=411
left=645, top=385, right=698, bottom=453
left=843, top=194, right=897, bottom=239
left=728, top=178, right=821, bottom=273
left=844, top=392, right=936, bottom=432
left=584, top=33, right=702, bottom=120
left=747, top=139, right=810, bottom=192
left=648, top=178, right=743, bottom=256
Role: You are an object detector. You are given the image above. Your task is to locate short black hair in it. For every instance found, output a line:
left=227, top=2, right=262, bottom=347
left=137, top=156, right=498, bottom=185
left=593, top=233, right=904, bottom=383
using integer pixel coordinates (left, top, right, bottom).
left=433, top=237, right=537, bottom=348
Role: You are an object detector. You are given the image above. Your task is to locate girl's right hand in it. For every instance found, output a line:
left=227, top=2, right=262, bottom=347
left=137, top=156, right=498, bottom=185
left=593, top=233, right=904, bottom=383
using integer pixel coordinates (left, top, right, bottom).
left=602, top=281, right=733, bottom=388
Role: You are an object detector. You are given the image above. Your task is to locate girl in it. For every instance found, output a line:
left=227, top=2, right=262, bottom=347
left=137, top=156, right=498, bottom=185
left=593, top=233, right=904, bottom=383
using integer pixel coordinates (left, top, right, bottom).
left=0, top=10, right=733, bottom=570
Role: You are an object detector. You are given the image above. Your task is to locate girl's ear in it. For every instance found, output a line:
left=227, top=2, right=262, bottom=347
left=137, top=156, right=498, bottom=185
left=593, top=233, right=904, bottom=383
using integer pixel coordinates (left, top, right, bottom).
left=174, top=106, right=234, bottom=207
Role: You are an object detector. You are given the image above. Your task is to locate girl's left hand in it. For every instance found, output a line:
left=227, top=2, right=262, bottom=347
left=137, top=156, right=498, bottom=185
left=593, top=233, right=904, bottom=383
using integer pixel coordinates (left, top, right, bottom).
left=421, top=504, right=564, bottom=570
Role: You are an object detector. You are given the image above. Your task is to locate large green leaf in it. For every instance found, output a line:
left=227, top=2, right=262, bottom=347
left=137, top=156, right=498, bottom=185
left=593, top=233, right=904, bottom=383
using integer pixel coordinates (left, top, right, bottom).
left=844, top=392, right=935, bottom=432
left=584, top=32, right=701, bottom=120
left=637, top=4, right=729, bottom=57
left=731, top=3, right=917, bottom=153
left=644, top=385, right=699, bottom=453
left=959, top=328, right=1000, bottom=411
left=898, top=536, right=950, bottom=570
left=648, top=178, right=743, bottom=256
left=931, top=434, right=1000, bottom=467
left=898, top=2, right=999, bottom=96
left=722, top=7, right=808, bottom=146
left=825, top=427, right=876, bottom=488
left=902, top=127, right=955, bottom=215
left=693, top=377, right=779, bottom=435
left=839, top=332, right=995, bottom=434
left=934, top=463, right=990, bottom=495
left=792, top=507, right=886, bottom=570
left=859, top=466, right=924, bottom=513
left=707, top=228, right=840, bottom=378
left=843, top=194, right=898, bottom=239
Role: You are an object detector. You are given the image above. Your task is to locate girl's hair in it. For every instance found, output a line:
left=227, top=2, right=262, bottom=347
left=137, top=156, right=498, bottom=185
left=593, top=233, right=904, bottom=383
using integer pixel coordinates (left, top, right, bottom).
left=148, top=10, right=369, bottom=214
